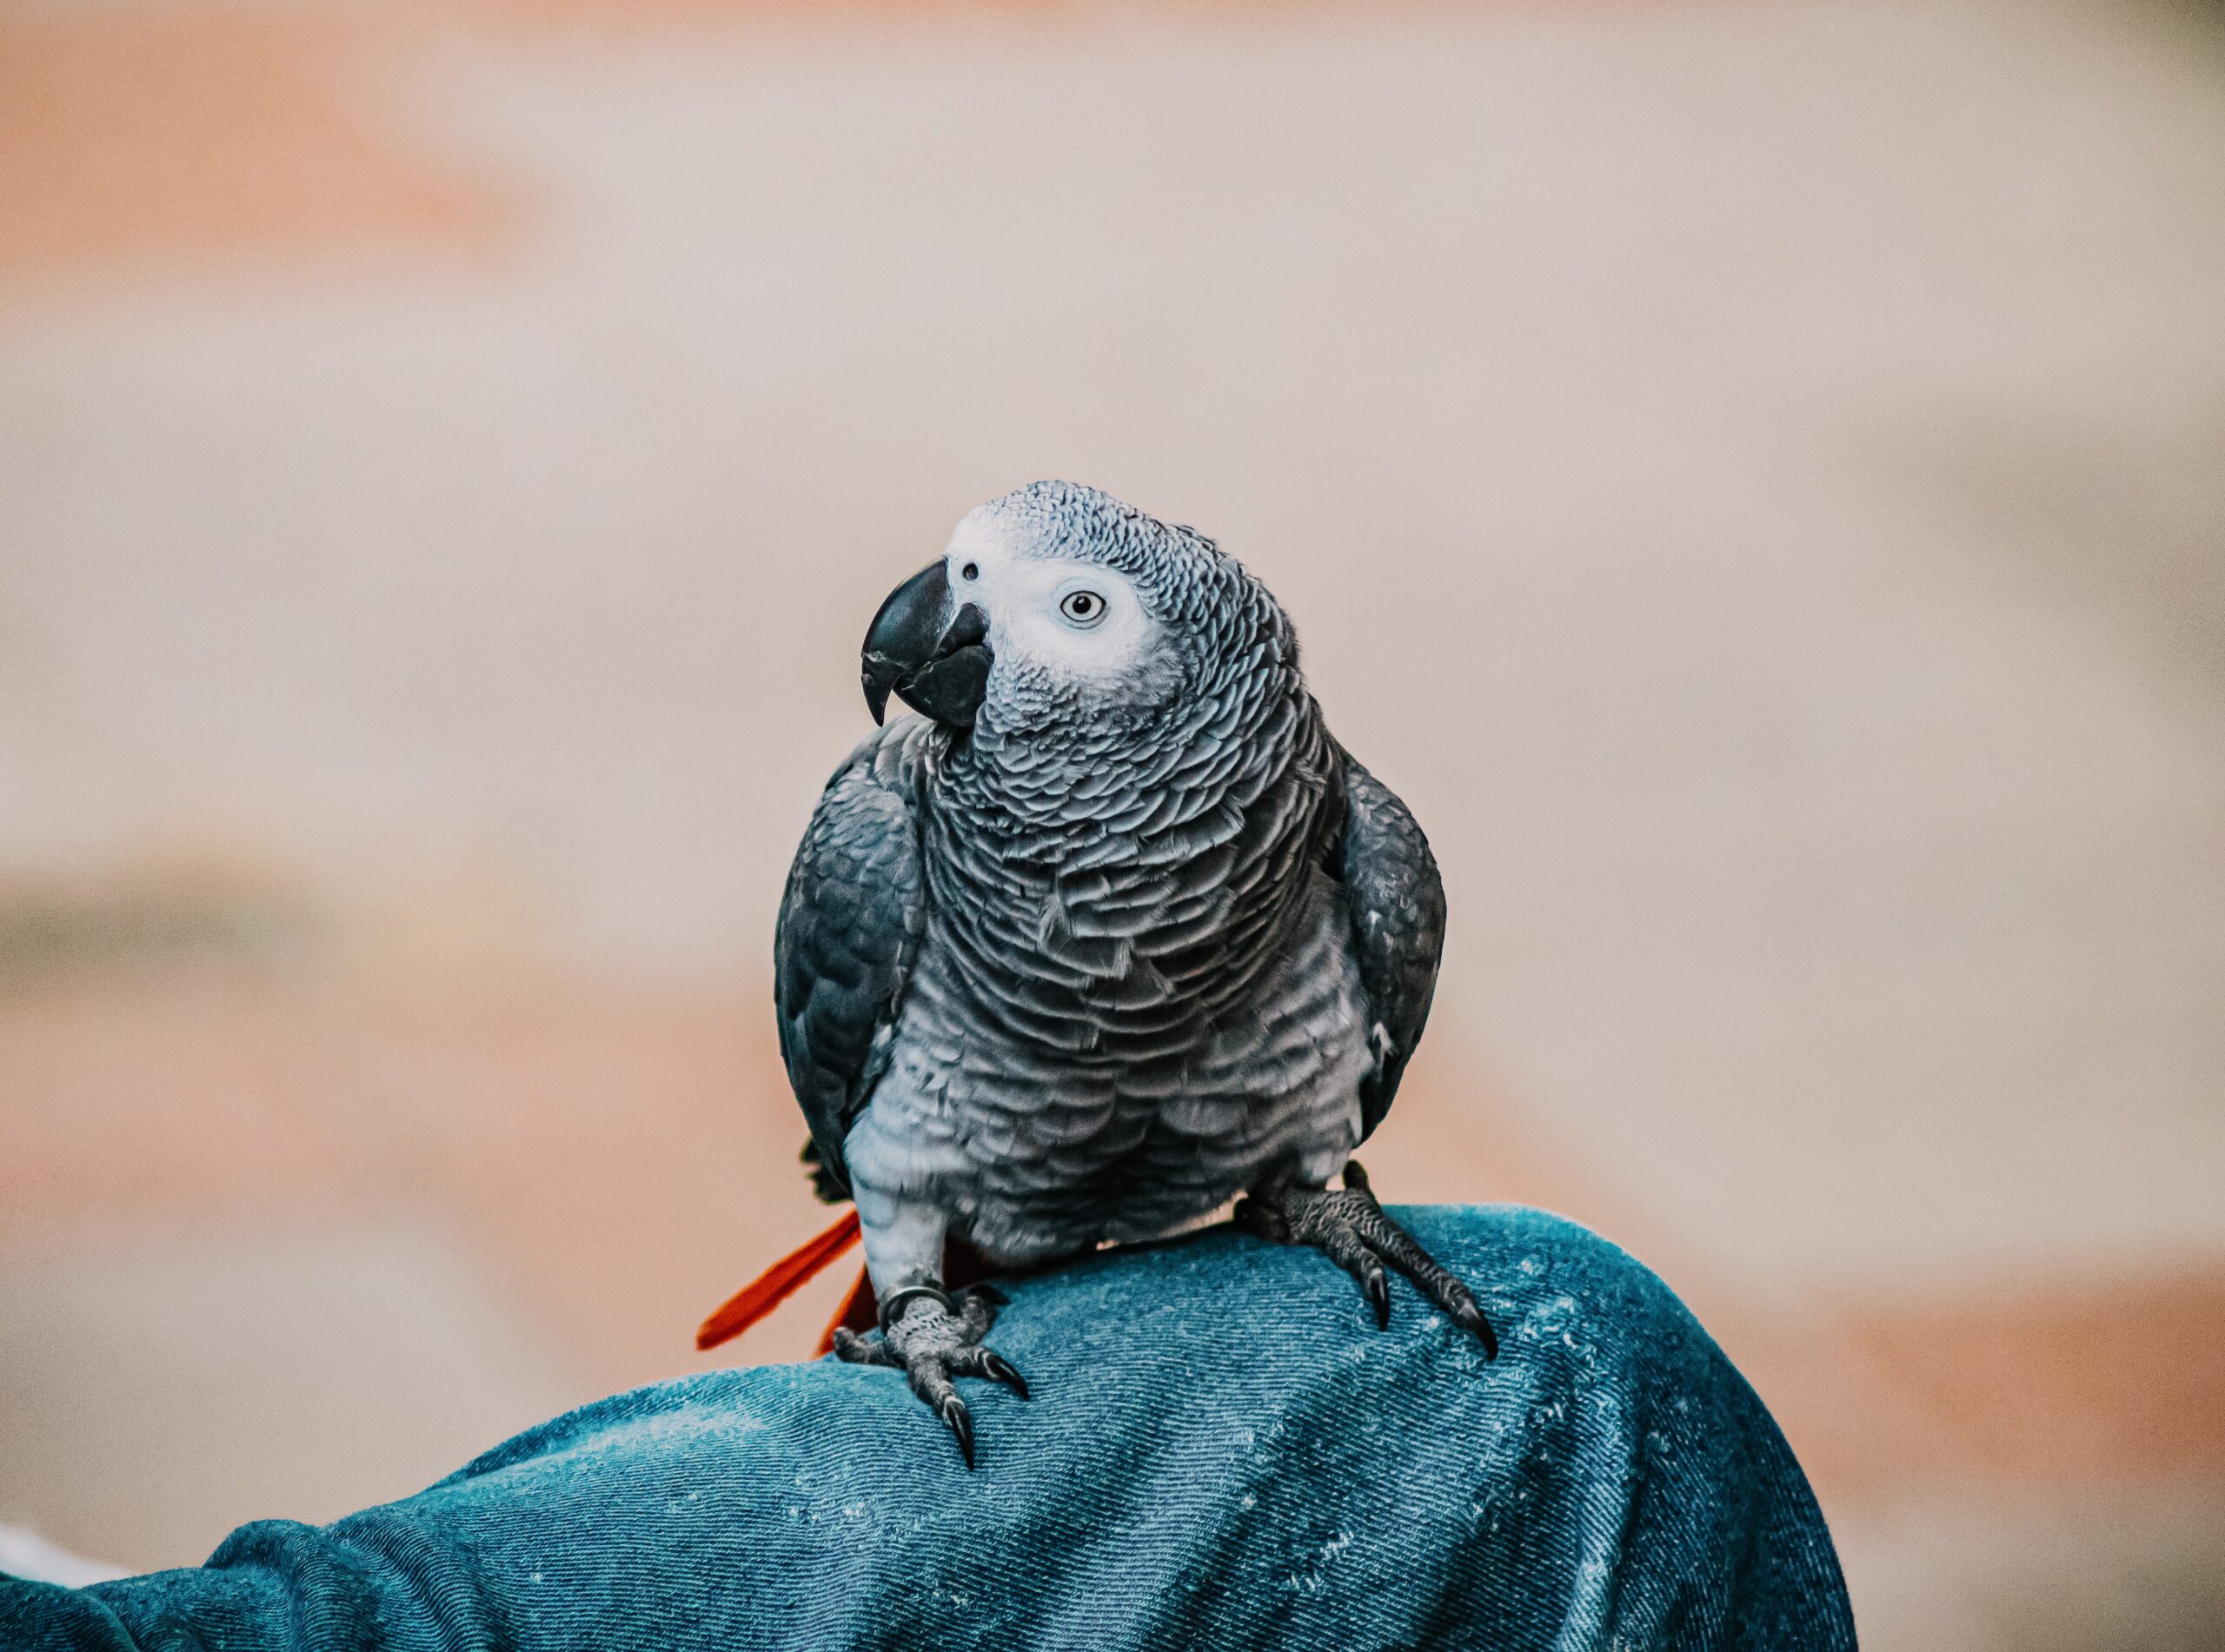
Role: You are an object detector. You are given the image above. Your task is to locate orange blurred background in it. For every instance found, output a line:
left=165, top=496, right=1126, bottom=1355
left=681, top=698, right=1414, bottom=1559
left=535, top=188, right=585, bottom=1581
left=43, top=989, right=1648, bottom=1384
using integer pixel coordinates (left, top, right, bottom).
left=3, top=0, right=2222, bottom=1644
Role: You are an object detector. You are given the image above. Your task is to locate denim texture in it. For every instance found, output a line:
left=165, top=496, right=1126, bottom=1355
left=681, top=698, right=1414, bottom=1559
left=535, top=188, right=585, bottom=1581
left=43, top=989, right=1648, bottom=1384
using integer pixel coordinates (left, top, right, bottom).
left=2, top=1207, right=1853, bottom=1650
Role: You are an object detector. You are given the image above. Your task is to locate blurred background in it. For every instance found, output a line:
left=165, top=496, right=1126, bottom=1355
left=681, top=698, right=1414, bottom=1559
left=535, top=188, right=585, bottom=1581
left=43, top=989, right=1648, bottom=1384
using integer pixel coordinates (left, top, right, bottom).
left=2, top=0, right=2222, bottom=1642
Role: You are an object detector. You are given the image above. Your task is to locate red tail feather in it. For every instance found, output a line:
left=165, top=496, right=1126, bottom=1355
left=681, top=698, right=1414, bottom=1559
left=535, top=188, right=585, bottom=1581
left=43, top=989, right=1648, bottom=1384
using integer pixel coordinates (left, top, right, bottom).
left=695, top=1208, right=862, bottom=1351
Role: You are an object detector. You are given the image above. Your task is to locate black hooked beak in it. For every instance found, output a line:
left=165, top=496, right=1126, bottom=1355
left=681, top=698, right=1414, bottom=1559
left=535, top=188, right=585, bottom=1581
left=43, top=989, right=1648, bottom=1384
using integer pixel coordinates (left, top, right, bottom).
left=860, top=561, right=993, bottom=728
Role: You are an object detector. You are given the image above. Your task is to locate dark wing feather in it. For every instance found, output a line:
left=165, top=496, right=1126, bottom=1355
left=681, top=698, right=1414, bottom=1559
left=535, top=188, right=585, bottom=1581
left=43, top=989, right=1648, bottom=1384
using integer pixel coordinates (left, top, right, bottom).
left=774, top=722, right=935, bottom=1200
left=1330, top=748, right=1447, bottom=1138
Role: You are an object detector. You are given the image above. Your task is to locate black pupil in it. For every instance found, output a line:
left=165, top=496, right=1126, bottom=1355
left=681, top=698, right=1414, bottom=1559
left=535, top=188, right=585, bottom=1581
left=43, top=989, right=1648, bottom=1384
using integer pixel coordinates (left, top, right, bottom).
left=961, top=562, right=978, bottom=581
left=1070, top=594, right=1095, bottom=615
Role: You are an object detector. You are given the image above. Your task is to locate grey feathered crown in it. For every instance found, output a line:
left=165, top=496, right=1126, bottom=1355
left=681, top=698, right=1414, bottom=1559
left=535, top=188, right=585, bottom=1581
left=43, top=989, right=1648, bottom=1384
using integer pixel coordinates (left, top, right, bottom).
left=988, top=480, right=1299, bottom=673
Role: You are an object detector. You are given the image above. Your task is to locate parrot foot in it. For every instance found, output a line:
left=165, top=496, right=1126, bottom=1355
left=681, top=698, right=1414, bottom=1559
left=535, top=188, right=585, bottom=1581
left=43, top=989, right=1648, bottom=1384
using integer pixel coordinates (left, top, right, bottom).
left=1237, top=1159, right=1498, bottom=1359
left=830, top=1283, right=1028, bottom=1468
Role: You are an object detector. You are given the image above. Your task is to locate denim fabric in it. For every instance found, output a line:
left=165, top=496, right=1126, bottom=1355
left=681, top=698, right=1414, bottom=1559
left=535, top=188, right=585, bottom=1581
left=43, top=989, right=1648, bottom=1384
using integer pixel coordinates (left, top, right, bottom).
left=2, top=1207, right=1853, bottom=1650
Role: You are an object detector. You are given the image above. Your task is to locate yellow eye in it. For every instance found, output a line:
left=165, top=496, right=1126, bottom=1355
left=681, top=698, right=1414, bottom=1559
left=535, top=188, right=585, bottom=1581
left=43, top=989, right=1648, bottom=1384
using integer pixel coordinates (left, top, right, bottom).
left=1059, top=589, right=1106, bottom=627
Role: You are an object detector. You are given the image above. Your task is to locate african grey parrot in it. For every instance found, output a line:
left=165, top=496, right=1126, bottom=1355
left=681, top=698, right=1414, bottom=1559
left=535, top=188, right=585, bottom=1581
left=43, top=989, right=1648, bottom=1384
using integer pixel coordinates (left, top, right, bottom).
left=776, top=481, right=1494, bottom=1463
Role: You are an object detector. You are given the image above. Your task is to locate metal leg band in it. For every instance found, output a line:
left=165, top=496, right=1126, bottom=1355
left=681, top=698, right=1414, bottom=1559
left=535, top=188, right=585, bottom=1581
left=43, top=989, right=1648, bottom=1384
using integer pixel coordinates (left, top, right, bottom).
left=877, top=1284, right=957, bottom=1331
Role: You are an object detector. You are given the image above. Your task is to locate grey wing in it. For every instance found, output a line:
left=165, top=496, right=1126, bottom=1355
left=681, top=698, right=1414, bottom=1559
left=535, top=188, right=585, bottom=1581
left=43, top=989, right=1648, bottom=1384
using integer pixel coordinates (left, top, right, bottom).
left=774, top=722, right=934, bottom=1200
left=1331, top=749, right=1448, bottom=1138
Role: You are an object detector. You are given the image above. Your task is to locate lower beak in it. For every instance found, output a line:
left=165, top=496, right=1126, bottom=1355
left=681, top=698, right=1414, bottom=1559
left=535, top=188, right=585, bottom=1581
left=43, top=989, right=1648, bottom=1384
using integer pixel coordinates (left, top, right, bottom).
left=860, top=561, right=993, bottom=727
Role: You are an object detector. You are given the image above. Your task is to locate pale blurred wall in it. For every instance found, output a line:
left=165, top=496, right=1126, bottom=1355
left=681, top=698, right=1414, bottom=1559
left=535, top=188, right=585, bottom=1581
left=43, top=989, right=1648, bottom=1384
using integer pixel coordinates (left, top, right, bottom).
left=3, top=0, right=2223, bottom=1644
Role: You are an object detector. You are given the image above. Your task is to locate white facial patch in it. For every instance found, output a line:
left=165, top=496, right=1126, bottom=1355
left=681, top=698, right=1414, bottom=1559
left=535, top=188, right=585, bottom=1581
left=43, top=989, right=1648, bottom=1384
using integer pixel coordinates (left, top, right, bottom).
left=945, top=510, right=1158, bottom=691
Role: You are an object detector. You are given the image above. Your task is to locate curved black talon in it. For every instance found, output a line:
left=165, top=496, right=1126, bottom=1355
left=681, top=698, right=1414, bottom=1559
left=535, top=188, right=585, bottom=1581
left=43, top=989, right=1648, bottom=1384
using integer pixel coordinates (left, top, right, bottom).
left=939, top=1396, right=974, bottom=1469
left=979, top=1351, right=1031, bottom=1399
left=1362, top=1265, right=1391, bottom=1330
left=1449, top=1297, right=1500, bottom=1361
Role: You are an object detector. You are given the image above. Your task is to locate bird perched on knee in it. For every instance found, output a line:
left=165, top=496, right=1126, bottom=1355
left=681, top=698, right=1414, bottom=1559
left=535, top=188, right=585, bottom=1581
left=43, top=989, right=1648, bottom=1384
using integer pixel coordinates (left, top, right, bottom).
left=758, top=481, right=1491, bottom=1464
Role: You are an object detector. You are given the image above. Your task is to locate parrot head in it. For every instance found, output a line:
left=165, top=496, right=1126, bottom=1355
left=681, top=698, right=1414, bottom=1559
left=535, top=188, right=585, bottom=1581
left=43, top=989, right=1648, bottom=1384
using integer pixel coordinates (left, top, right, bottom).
left=860, top=481, right=1287, bottom=735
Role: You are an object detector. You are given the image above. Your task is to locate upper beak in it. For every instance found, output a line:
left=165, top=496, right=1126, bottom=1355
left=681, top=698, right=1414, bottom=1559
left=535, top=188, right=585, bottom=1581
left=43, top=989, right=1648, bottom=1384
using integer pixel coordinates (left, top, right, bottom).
left=860, top=561, right=993, bottom=727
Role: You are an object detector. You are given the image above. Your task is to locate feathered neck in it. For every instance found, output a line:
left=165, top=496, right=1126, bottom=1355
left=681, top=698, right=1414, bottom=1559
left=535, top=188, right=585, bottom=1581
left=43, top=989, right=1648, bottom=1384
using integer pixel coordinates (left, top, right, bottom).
left=936, top=645, right=1314, bottom=851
